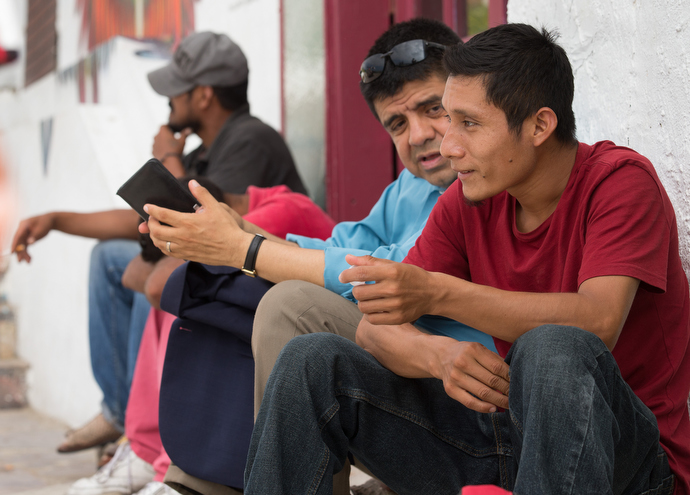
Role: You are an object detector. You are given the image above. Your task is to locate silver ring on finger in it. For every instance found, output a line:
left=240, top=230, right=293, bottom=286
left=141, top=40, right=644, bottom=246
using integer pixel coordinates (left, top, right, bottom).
left=166, top=241, right=172, bottom=253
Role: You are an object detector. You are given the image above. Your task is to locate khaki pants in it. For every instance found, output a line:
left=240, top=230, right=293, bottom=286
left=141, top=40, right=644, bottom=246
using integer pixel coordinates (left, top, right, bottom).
left=252, top=280, right=363, bottom=415
left=252, top=280, right=365, bottom=495
left=165, top=463, right=243, bottom=495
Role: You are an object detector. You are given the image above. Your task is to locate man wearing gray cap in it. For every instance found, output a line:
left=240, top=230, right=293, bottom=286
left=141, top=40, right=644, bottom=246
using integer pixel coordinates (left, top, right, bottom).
left=10, top=31, right=306, bottom=475
left=148, top=31, right=306, bottom=194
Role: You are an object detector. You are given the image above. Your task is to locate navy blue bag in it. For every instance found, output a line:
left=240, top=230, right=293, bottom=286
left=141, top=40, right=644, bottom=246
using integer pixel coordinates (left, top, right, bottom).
left=159, top=262, right=273, bottom=489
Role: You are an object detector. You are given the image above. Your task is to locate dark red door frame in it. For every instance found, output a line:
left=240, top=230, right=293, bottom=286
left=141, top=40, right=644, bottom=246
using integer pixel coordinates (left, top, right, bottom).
left=324, top=0, right=394, bottom=222
left=488, top=0, right=508, bottom=28
left=395, top=0, right=506, bottom=34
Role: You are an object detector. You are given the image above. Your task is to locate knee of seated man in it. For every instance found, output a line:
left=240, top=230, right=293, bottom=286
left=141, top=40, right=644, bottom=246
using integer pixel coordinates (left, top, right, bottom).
left=89, top=239, right=112, bottom=267
left=278, top=333, right=351, bottom=368
left=89, top=239, right=135, bottom=267
left=508, top=325, right=609, bottom=372
left=254, top=281, right=299, bottom=342
left=254, top=280, right=319, bottom=341
left=89, top=239, right=138, bottom=285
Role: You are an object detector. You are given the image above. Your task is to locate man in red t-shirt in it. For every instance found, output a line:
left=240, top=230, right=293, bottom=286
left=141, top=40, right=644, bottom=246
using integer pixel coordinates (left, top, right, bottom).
left=244, top=24, right=690, bottom=495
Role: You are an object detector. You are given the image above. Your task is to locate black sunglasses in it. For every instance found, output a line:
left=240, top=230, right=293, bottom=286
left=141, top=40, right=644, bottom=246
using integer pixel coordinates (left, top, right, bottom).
left=359, top=39, right=447, bottom=84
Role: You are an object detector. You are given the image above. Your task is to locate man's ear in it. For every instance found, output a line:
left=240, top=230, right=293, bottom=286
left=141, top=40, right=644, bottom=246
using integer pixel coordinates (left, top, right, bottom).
left=530, top=107, right=558, bottom=147
left=196, top=86, right=215, bottom=110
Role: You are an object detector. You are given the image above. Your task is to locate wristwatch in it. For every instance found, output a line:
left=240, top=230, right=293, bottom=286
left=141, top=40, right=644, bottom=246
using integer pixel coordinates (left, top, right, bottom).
left=241, top=234, right=266, bottom=277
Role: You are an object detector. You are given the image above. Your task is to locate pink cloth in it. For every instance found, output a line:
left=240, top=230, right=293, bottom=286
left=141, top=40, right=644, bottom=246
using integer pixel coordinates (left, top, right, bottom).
left=126, top=309, right=175, bottom=480
left=461, top=486, right=512, bottom=495
left=125, top=185, right=335, bottom=479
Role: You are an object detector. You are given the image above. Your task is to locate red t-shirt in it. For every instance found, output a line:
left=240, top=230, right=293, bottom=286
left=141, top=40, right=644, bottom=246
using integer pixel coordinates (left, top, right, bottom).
left=404, top=141, right=690, bottom=494
left=244, top=185, right=336, bottom=240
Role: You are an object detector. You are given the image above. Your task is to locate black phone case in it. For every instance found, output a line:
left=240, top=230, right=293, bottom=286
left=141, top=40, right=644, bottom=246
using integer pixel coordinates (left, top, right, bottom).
left=117, top=158, right=199, bottom=221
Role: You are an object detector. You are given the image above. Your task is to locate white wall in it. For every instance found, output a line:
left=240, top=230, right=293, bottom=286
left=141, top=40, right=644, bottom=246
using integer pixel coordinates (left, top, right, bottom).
left=195, top=0, right=282, bottom=131
left=0, top=37, right=172, bottom=425
left=508, top=0, right=690, bottom=273
left=0, top=0, right=282, bottom=427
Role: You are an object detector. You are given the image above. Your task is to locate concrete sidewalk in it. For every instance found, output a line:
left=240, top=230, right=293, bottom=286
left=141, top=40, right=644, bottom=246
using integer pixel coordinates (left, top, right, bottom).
left=0, top=407, right=97, bottom=495
left=0, top=406, right=374, bottom=495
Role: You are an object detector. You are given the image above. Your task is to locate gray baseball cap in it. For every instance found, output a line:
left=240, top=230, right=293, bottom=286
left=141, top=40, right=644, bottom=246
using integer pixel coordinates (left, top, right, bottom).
left=147, top=32, right=249, bottom=97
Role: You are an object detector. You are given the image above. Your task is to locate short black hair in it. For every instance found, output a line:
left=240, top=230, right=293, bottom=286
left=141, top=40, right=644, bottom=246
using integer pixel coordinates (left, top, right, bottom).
left=213, top=80, right=249, bottom=111
left=360, top=18, right=461, bottom=118
left=443, top=24, right=577, bottom=145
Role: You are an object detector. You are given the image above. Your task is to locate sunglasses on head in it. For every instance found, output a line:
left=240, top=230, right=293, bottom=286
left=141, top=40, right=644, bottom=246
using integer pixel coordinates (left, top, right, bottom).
left=359, top=39, right=447, bottom=84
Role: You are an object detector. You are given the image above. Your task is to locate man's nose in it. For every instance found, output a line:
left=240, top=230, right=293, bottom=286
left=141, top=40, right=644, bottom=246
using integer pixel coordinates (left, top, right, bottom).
left=408, top=118, right=436, bottom=147
left=440, top=128, right=465, bottom=160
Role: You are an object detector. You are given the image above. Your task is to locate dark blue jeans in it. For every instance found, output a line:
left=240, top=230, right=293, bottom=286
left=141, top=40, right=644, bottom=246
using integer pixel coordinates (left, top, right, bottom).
left=88, top=240, right=151, bottom=430
left=245, top=325, right=674, bottom=494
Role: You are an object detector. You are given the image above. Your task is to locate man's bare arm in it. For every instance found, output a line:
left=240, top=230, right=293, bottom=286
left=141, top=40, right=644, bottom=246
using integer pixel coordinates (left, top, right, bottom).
left=143, top=256, right=186, bottom=309
left=342, top=255, right=640, bottom=351
left=121, top=254, right=156, bottom=294
left=12, top=209, right=141, bottom=263
left=356, top=319, right=510, bottom=413
left=140, top=180, right=326, bottom=286
left=346, top=256, right=637, bottom=413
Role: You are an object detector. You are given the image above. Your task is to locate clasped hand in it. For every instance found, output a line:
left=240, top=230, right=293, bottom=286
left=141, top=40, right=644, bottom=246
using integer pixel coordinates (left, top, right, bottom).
left=356, top=316, right=510, bottom=413
left=139, top=180, right=249, bottom=267
left=339, top=254, right=437, bottom=325
left=152, top=125, right=190, bottom=161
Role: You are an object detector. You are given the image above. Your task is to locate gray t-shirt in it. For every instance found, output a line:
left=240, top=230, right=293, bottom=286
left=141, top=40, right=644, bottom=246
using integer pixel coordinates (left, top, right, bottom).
left=183, top=104, right=306, bottom=195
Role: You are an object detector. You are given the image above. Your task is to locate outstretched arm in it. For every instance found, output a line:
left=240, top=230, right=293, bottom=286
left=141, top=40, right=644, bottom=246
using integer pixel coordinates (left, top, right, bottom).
left=11, top=209, right=141, bottom=262
left=140, top=180, right=326, bottom=286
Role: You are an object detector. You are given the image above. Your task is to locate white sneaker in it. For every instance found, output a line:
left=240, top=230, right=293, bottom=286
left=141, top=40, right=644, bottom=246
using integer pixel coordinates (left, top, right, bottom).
left=66, top=441, right=155, bottom=495
left=134, top=481, right=181, bottom=495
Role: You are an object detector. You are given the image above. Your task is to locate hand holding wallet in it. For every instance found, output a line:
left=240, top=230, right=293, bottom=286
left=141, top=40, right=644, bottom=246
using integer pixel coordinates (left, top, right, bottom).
left=117, top=158, right=199, bottom=221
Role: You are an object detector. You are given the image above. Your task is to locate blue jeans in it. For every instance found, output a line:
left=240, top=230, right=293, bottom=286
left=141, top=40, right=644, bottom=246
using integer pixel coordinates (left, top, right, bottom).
left=245, top=326, right=675, bottom=494
left=88, top=239, right=151, bottom=430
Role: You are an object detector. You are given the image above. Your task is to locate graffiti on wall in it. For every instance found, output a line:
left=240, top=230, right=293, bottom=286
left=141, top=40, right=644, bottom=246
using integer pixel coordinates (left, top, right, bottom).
left=59, top=0, right=197, bottom=104
left=77, top=0, right=196, bottom=50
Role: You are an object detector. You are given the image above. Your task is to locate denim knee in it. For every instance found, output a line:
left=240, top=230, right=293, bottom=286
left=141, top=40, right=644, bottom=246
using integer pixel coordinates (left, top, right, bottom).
left=89, top=239, right=139, bottom=285
left=89, top=239, right=120, bottom=267
left=505, top=324, right=615, bottom=404
left=278, top=332, right=346, bottom=367
left=89, top=240, right=110, bottom=279
left=508, top=325, right=608, bottom=366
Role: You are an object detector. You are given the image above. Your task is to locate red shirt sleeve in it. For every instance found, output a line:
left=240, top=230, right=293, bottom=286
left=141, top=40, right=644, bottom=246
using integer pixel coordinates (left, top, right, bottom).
left=578, top=164, right=671, bottom=292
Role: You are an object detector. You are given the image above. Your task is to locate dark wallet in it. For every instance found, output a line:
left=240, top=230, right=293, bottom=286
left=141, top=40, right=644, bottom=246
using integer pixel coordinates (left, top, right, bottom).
left=117, top=158, right=199, bottom=221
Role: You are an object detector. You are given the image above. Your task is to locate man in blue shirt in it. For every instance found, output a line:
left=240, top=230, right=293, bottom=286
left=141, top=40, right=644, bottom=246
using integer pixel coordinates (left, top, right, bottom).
left=142, top=18, right=493, bottom=494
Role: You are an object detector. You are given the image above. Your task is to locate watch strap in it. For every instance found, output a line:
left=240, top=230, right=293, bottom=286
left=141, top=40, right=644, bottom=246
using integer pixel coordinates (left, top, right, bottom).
left=241, top=234, right=266, bottom=277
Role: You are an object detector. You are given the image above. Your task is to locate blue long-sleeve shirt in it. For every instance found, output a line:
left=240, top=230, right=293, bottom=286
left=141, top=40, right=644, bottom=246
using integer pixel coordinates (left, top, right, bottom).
left=288, top=169, right=496, bottom=350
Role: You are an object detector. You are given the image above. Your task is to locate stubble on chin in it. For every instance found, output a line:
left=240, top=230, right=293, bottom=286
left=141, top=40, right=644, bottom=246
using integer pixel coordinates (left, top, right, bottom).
left=168, top=119, right=201, bottom=134
left=463, top=195, right=485, bottom=208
